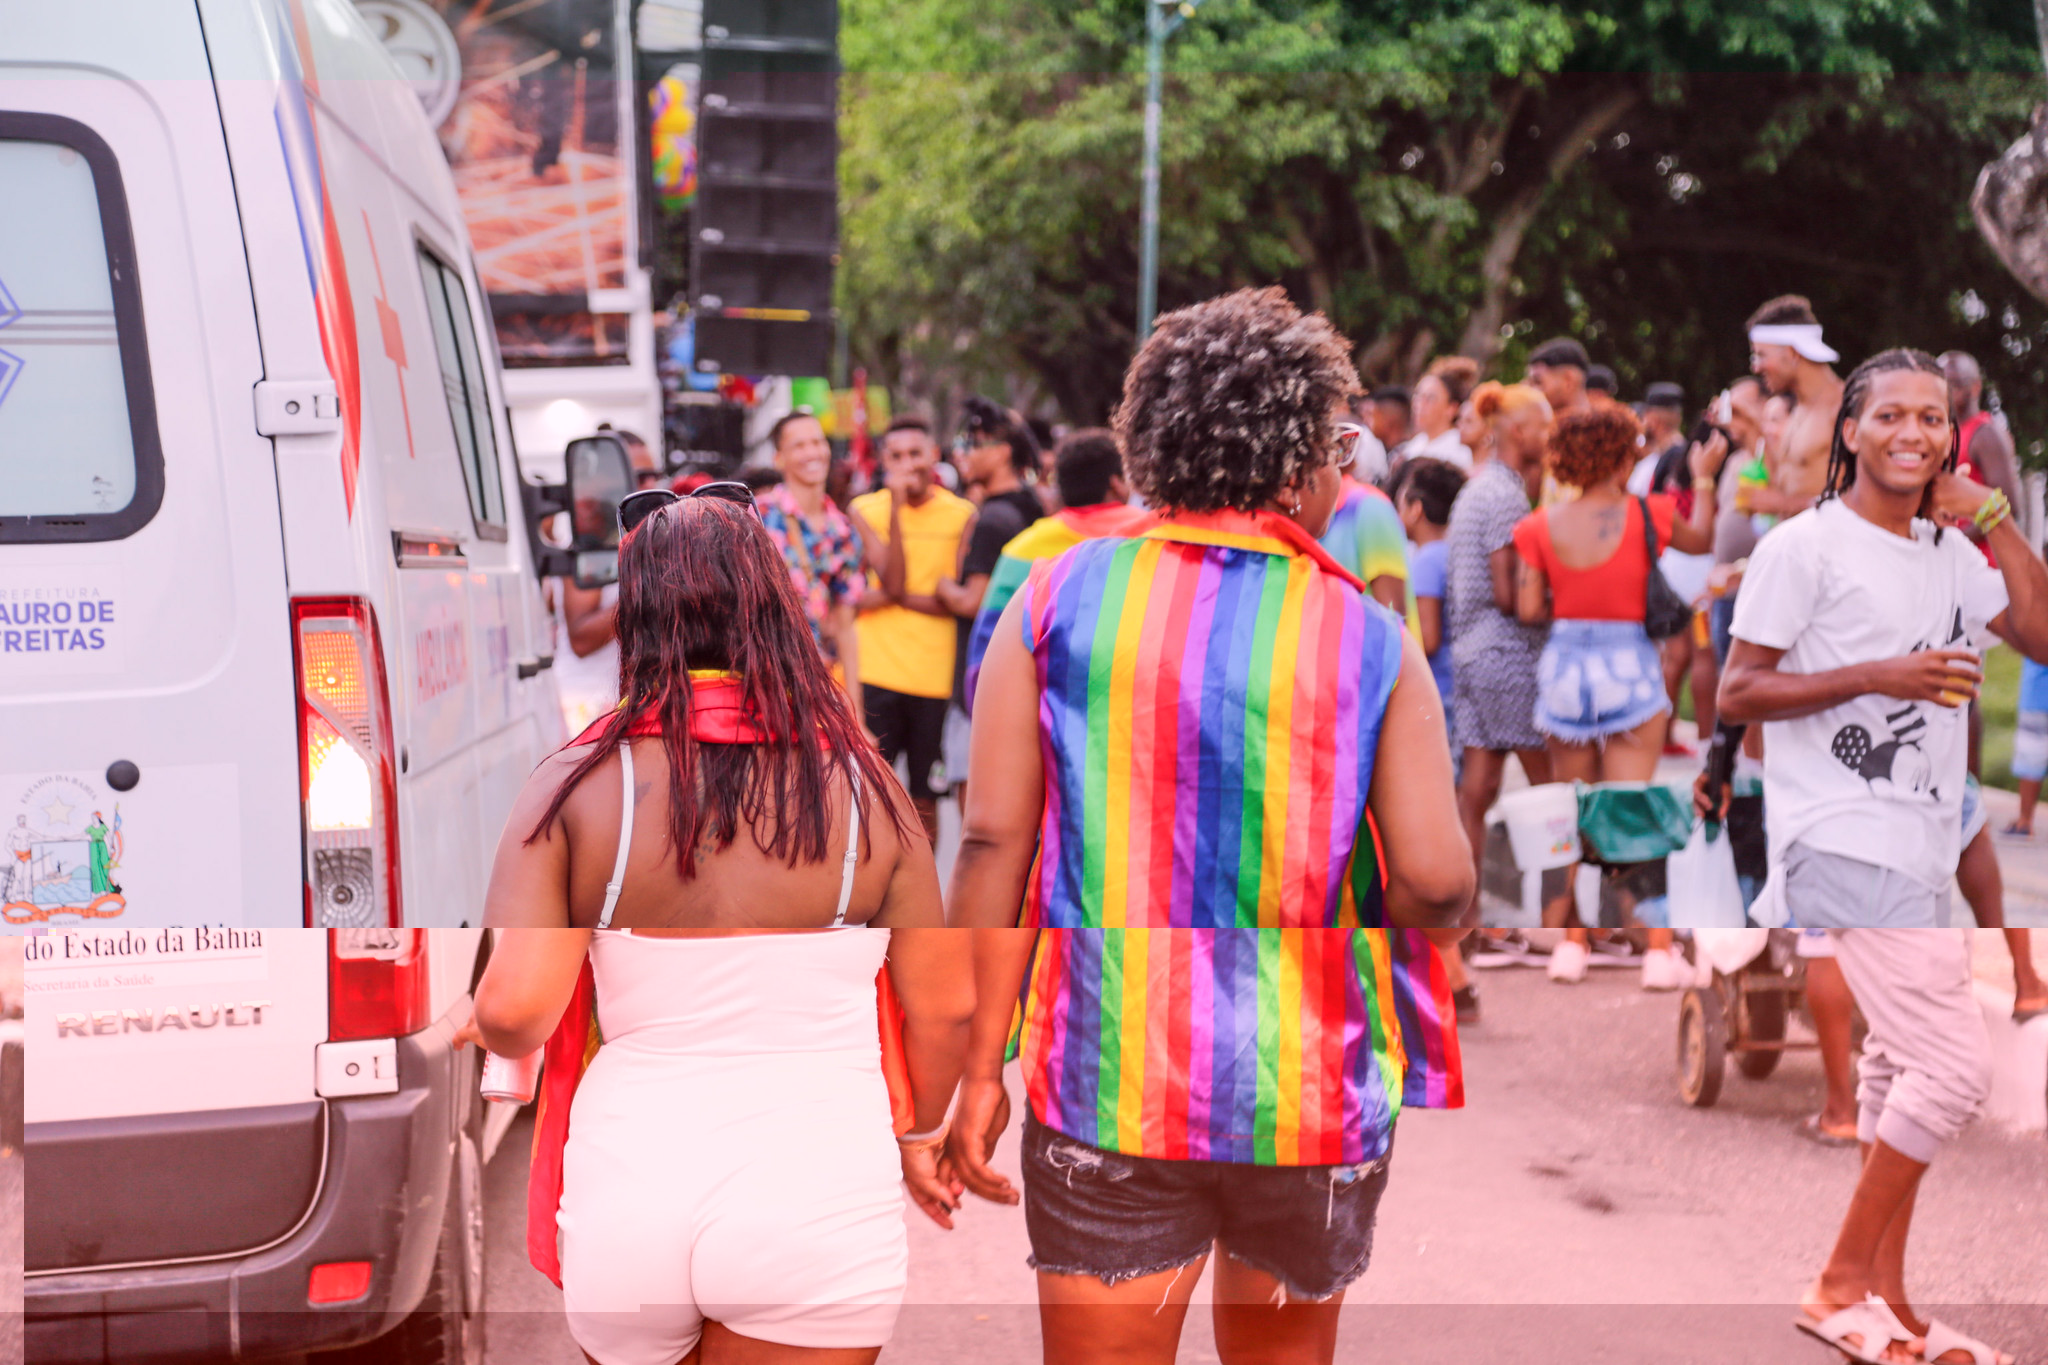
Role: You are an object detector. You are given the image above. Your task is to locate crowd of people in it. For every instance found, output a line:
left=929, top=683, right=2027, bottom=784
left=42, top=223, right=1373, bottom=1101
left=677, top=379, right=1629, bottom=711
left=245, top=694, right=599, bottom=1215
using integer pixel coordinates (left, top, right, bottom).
left=471, top=285, right=2046, bottom=1365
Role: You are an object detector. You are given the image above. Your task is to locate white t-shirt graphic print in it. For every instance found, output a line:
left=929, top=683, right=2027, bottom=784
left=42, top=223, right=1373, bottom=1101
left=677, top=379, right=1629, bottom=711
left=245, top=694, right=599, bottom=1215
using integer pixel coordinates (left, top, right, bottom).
left=1730, top=499, right=2009, bottom=890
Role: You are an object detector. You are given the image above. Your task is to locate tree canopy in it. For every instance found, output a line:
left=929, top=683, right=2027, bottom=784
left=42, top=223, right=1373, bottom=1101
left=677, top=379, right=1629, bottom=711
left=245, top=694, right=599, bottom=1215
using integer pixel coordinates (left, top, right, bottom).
left=838, top=0, right=2048, bottom=453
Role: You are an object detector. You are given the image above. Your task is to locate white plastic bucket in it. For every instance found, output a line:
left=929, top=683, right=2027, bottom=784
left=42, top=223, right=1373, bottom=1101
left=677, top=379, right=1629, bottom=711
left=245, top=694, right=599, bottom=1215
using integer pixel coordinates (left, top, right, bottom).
left=1495, top=783, right=1581, bottom=871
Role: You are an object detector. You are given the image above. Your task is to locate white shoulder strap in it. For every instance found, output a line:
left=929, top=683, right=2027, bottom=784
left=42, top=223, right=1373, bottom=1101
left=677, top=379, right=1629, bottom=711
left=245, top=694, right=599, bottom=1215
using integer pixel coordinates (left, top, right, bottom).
left=831, top=768, right=860, bottom=927
left=596, top=742, right=634, bottom=929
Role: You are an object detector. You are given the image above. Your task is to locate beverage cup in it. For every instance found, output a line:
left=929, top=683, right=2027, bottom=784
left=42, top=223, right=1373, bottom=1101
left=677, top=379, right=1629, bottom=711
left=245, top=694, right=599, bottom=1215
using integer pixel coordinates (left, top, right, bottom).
left=480, top=1047, right=543, bottom=1104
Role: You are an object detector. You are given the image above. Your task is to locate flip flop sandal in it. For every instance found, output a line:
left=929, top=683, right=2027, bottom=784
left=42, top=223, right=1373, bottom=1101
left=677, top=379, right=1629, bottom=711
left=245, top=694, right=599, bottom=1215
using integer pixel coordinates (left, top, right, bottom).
left=1799, top=1114, right=1860, bottom=1148
left=1796, top=1295, right=1917, bottom=1365
left=1997, top=822, right=2033, bottom=839
left=1921, top=1319, right=2012, bottom=1365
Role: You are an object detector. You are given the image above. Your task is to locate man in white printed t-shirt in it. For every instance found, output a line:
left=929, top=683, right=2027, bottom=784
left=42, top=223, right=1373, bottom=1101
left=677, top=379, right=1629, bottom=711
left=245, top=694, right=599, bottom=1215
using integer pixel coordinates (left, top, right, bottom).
left=1721, top=348, right=2048, bottom=1365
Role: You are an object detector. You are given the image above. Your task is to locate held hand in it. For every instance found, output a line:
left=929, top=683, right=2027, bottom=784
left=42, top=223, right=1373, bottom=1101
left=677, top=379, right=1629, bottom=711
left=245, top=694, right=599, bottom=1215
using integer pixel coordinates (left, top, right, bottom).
left=1927, top=470, right=1994, bottom=528
left=449, top=998, right=484, bottom=1052
left=899, top=1142, right=962, bottom=1231
left=1737, top=486, right=1790, bottom=517
left=1688, top=430, right=1732, bottom=483
left=1865, top=649, right=1983, bottom=708
left=1691, top=768, right=1728, bottom=825
left=941, top=1076, right=1017, bottom=1205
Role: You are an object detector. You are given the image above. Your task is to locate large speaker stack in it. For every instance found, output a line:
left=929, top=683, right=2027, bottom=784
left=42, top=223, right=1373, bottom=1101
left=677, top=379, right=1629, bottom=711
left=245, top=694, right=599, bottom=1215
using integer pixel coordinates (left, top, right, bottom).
left=689, top=0, right=838, bottom=378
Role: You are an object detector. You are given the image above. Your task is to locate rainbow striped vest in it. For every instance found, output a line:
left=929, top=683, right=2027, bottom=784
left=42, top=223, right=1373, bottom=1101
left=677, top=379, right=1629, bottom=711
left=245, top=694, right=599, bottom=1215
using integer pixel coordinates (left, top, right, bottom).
left=1010, top=510, right=1461, bottom=1166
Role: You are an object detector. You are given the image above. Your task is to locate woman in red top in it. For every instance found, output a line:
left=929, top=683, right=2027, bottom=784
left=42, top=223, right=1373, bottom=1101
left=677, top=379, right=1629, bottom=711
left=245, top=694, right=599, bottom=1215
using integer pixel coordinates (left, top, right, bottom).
left=1512, top=408, right=1725, bottom=983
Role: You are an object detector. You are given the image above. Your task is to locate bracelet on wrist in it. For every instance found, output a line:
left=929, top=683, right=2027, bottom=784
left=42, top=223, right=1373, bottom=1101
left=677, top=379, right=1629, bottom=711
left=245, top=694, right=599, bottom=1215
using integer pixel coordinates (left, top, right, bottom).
left=897, top=1122, right=950, bottom=1151
left=1973, top=489, right=2012, bottom=536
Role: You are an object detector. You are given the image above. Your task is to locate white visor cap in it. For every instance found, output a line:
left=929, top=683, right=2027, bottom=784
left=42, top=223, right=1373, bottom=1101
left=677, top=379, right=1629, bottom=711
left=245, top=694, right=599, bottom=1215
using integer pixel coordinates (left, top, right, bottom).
left=1748, top=323, right=1839, bottom=364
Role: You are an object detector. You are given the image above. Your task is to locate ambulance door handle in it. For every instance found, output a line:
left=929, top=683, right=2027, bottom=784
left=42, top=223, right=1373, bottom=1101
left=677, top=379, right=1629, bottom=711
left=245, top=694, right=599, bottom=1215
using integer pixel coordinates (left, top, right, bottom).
left=517, top=654, right=554, bottom=680
left=254, top=378, right=342, bottom=436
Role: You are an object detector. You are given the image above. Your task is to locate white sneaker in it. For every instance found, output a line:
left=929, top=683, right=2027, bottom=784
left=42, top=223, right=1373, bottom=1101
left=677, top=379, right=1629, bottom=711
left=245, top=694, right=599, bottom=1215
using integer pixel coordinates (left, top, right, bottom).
left=1547, top=938, right=1590, bottom=983
left=1640, top=947, right=1683, bottom=992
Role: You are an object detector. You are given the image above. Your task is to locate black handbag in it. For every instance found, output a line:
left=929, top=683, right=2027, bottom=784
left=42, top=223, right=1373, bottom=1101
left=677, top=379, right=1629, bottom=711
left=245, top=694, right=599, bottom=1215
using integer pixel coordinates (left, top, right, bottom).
left=1639, top=496, right=1692, bottom=640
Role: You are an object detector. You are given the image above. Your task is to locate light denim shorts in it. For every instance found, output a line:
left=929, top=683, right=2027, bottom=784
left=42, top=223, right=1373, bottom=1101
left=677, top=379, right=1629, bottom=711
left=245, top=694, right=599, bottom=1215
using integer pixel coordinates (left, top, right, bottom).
left=2013, top=710, right=2048, bottom=784
left=1534, top=619, right=1670, bottom=744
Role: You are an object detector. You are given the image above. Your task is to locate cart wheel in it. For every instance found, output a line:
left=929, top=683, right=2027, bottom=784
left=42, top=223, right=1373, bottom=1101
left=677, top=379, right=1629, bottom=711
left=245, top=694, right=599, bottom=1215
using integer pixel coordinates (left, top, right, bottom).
left=1679, top=987, right=1727, bottom=1107
left=1737, top=989, right=1787, bottom=1080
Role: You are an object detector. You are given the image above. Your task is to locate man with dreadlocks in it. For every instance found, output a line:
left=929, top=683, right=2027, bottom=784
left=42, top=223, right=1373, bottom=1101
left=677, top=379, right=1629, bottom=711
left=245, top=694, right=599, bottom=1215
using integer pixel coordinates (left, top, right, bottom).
left=1720, top=348, right=2048, bottom=1365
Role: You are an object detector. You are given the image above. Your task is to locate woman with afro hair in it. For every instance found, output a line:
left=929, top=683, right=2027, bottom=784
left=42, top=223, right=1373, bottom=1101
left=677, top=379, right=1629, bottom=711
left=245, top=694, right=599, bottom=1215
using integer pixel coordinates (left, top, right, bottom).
left=1511, top=405, right=1728, bottom=985
left=946, top=287, right=1472, bottom=1365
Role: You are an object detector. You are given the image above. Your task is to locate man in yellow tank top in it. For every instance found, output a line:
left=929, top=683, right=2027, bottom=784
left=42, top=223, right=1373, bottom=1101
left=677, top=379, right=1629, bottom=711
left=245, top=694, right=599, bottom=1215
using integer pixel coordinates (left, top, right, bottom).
left=849, top=419, right=974, bottom=839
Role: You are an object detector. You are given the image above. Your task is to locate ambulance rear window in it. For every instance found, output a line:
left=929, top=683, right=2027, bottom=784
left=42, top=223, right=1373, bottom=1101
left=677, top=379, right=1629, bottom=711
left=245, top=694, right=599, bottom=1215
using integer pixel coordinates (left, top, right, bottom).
left=0, top=114, right=162, bottom=542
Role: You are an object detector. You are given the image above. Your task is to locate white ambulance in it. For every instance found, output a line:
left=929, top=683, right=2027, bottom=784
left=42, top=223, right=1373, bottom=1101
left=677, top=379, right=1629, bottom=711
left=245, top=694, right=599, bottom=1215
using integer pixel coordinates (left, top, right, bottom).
left=26, top=926, right=497, bottom=1364
left=4, top=0, right=634, bottom=1358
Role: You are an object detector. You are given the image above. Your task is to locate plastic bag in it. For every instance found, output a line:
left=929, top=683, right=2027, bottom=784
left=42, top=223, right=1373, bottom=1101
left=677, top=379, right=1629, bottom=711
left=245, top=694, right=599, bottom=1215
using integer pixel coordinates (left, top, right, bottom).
left=1694, top=927, right=1771, bottom=974
left=1665, top=821, right=1748, bottom=929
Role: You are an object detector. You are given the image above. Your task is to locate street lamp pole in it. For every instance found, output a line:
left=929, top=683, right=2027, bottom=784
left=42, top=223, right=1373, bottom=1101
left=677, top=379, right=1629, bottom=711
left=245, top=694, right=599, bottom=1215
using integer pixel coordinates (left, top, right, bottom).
left=1138, top=0, right=1165, bottom=344
left=1137, top=0, right=1200, bottom=346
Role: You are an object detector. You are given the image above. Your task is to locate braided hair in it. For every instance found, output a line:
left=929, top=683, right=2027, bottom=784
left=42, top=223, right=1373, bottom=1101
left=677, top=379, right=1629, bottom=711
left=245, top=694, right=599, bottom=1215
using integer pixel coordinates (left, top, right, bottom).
left=1818, top=347, right=1957, bottom=536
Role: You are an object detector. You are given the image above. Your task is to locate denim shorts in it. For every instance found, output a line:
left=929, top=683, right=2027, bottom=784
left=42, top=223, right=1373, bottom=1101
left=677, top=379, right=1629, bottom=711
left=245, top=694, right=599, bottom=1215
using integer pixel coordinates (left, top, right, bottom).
left=2014, top=711, right=2048, bottom=783
left=1020, top=1112, right=1394, bottom=1302
left=1708, top=594, right=1737, bottom=665
left=1534, top=619, right=1670, bottom=743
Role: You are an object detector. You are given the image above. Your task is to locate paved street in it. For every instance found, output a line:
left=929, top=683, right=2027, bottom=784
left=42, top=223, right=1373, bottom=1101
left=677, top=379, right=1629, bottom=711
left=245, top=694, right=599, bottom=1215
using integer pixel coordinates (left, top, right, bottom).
left=479, top=964, right=2047, bottom=1364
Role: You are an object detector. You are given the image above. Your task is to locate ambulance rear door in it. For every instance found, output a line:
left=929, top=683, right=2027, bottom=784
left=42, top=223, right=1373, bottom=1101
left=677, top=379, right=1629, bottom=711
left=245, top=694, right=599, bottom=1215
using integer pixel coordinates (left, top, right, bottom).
left=0, top=6, right=303, bottom=932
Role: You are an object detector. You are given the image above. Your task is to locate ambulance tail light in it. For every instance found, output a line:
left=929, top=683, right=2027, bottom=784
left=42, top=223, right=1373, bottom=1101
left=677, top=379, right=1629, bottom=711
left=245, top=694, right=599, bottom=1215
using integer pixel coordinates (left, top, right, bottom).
left=328, top=928, right=429, bottom=1041
left=293, top=598, right=401, bottom=929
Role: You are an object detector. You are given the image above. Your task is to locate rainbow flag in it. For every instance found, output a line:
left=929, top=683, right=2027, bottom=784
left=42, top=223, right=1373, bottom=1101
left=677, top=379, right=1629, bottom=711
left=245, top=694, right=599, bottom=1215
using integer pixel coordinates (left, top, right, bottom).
left=1016, top=928, right=1451, bottom=1165
left=963, top=502, right=1156, bottom=712
left=1007, top=510, right=1460, bottom=1166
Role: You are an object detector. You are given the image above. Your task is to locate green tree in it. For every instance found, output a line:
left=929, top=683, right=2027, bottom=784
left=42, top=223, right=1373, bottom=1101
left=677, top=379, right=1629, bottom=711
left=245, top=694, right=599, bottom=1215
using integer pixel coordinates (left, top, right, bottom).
left=840, top=0, right=2048, bottom=443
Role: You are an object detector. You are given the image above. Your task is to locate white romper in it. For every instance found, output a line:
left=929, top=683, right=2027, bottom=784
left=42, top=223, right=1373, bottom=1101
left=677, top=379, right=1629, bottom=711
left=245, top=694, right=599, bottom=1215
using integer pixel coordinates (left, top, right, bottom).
left=558, top=745, right=904, bottom=1363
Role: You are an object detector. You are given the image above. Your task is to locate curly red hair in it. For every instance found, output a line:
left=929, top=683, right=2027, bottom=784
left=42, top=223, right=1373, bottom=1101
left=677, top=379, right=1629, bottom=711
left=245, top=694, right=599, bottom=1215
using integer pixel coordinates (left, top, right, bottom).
left=1547, top=407, right=1643, bottom=490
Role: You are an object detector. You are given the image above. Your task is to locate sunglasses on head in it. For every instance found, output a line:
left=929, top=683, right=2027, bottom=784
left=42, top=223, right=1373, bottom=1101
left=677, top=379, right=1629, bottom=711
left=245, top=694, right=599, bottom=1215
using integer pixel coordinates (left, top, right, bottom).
left=618, top=481, right=757, bottom=536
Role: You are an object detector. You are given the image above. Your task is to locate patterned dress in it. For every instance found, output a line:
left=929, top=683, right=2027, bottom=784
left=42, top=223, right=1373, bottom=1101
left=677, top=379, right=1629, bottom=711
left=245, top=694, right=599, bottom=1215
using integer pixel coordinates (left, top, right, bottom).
left=1444, top=461, right=1547, bottom=751
left=1003, top=510, right=1462, bottom=1169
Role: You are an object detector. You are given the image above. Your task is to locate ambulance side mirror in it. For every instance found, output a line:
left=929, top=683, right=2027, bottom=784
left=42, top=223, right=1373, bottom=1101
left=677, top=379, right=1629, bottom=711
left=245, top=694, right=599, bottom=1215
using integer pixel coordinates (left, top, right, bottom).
left=525, top=434, right=633, bottom=589
left=563, top=434, right=633, bottom=588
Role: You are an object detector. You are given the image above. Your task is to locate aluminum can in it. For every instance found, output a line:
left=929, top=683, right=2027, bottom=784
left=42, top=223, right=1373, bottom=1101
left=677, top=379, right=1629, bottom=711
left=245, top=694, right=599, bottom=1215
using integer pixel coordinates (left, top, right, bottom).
left=480, top=1047, right=543, bottom=1104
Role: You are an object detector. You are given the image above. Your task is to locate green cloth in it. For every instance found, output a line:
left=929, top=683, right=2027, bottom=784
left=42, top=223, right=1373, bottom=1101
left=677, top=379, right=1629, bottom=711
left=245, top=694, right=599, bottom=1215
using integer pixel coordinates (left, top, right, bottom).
left=1576, top=782, right=1694, bottom=865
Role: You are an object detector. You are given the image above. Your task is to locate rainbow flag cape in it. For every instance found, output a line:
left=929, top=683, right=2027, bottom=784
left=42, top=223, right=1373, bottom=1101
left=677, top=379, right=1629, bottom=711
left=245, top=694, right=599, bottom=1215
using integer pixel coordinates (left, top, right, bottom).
left=1004, top=509, right=1460, bottom=1166
left=963, top=502, right=1156, bottom=712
